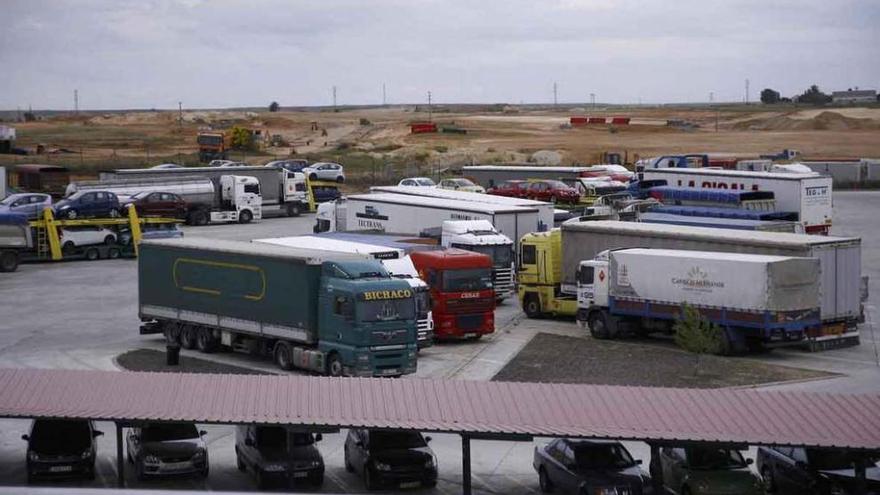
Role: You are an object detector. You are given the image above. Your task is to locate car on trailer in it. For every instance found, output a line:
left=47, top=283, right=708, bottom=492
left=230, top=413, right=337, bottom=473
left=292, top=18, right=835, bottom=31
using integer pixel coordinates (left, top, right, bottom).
left=54, top=190, right=122, bottom=219
left=303, top=162, right=345, bottom=182
left=0, top=193, right=52, bottom=220
left=121, top=191, right=188, bottom=219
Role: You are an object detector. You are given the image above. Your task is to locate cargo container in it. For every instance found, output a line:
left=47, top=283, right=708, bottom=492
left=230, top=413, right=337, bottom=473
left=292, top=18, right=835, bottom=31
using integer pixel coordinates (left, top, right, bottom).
left=138, top=238, right=418, bottom=376
left=556, top=221, right=863, bottom=349
left=641, top=168, right=833, bottom=234
left=253, top=235, right=434, bottom=348
left=576, top=249, right=821, bottom=353
left=104, top=165, right=309, bottom=217
left=639, top=213, right=804, bottom=233
left=8, top=164, right=70, bottom=198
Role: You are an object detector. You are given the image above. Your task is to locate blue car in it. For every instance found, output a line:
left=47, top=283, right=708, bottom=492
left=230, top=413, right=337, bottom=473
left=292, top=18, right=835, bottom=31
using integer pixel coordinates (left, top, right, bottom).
left=54, top=191, right=121, bottom=219
left=0, top=193, right=53, bottom=220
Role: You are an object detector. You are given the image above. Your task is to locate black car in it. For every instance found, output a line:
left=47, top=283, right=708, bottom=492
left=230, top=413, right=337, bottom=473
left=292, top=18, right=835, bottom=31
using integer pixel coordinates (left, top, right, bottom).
left=533, top=438, right=649, bottom=494
left=22, top=419, right=103, bottom=482
left=126, top=422, right=208, bottom=480
left=235, top=425, right=324, bottom=488
left=312, top=185, right=341, bottom=203
left=344, top=429, right=438, bottom=490
left=757, top=446, right=880, bottom=494
left=54, top=190, right=121, bottom=219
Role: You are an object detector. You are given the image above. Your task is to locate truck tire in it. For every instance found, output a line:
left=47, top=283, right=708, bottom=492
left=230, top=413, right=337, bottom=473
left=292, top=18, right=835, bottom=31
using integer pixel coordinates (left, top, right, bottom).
left=108, top=247, right=121, bottom=259
left=196, top=328, right=218, bottom=353
left=0, top=251, right=19, bottom=272
left=326, top=352, right=344, bottom=377
left=588, top=311, right=611, bottom=339
left=286, top=203, right=302, bottom=217
left=523, top=294, right=542, bottom=318
left=180, top=326, right=197, bottom=349
left=104, top=235, right=115, bottom=245
left=336, top=176, right=344, bottom=183
left=192, top=210, right=209, bottom=226
left=274, top=342, right=294, bottom=371
left=62, top=241, right=76, bottom=254
left=85, top=248, right=100, bottom=261
left=238, top=210, right=253, bottom=224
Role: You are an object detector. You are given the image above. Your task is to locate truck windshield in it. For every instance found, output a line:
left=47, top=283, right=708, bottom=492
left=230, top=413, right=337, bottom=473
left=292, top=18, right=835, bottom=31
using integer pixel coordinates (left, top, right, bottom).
left=197, top=135, right=222, bottom=145
left=441, top=268, right=493, bottom=292
left=359, top=298, right=415, bottom=322
left=460, top=244, right=512, bottom=267
left=415, top=289, right=431, bottom=318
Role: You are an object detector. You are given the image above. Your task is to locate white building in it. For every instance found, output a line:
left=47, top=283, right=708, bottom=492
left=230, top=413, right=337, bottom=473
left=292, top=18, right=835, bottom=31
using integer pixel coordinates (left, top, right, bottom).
left=832, top=89, right=877, bottom=104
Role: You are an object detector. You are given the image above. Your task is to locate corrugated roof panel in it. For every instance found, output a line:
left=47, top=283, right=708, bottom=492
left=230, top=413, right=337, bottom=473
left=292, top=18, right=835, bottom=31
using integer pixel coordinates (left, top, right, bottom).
left=0, top=370, right=879, bottom=450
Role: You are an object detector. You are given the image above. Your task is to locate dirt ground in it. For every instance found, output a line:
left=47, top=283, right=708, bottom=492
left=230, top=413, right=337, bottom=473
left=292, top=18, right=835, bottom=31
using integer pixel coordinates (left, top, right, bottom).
left=2, top=104, right=879, bottom=180
left=492, top=333, right=834, bottom=388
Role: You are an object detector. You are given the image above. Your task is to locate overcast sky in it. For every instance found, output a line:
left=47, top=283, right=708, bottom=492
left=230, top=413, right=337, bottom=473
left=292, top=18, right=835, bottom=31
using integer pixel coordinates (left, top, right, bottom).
left=2, top=0, right=878, bottom=110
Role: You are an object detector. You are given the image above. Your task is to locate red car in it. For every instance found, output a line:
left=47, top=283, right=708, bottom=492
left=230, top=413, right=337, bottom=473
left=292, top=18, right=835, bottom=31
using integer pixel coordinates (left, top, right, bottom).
left=525, top=180, right=580, bottom=204
left=488, top=180, right=530, bottom=198
left=122, top=191, right=188, bottom=219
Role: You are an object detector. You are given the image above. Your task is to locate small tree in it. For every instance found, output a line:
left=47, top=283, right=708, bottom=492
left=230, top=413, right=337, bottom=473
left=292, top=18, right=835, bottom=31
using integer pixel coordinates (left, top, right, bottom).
left=230, top=126, right=254, bottom=151
left=268, top=101, right=280, bottom=112
left=760, top=88, right=781, bottom=104
left=674, top=303, right=723, bottom=376
left=796, top=85, right=832, bottom=105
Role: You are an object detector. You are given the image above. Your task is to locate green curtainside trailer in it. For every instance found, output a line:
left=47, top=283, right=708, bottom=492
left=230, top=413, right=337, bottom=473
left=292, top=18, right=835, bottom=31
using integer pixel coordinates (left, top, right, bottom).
left=138, top=237, right=418, bottom=377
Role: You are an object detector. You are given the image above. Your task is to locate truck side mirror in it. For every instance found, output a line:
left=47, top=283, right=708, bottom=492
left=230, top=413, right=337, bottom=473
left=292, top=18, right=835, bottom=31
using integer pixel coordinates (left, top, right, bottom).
left=315, top=433, right=323, bottom=442
left=635, top=459, right=642, bottom=465
left=199, top=430, right=207, bottom=437
left=21, top=434, right=29, bottom=441
left=746, top=458, right=754, bottom=465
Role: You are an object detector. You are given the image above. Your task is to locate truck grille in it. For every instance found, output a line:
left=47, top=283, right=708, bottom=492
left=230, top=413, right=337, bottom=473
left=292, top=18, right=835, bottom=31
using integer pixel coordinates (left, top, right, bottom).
left=457, top=314, right=484, bottom=330
left=446, top=298, right=494, bottom=313
left=493, top=268, right=513, bottom=295
left=417, top=317, right=431, bottom=343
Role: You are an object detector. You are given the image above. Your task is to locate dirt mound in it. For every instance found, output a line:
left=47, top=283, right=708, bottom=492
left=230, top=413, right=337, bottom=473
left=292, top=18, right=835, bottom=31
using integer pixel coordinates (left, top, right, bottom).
left=731, top=111, right=880, bottom=131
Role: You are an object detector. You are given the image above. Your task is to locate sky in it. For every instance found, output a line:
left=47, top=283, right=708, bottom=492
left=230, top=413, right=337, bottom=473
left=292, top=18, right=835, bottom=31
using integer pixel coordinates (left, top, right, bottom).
left=1, top=0, right=878, bottom=110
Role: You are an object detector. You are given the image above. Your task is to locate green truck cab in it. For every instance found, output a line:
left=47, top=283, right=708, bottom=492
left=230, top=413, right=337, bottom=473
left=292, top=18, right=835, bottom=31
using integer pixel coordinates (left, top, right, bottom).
left=138, top=238, right=418, bottom=377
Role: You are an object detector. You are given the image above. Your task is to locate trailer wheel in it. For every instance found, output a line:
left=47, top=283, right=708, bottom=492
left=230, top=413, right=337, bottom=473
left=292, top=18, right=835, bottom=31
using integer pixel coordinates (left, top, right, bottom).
left=192, top=210, right=209, bottom=226
left=274, top=342, right=294, bottom=371
left=108, top=248, right=121, bottom=259
left=286, top=202, right=301, bottom=217
left=104, top=235, right=115, bottom=245
left=588, top=311, right=611, bottom=339
left=336, top=176, right=344, bottom=183
left=180, top=326, right=197, bottom=349
left=0, top=251, right=19, bottom=272
left=523, top=294, right=542, bottom=318
left=66, top=209, right=78, bottom=219
left=85, top=248, right=100, bottom=261
left=326, top=352, right=344, bottom=377
left=238, top=210, right=253, bottom=224
left=196, top=328, right=218, bottom=353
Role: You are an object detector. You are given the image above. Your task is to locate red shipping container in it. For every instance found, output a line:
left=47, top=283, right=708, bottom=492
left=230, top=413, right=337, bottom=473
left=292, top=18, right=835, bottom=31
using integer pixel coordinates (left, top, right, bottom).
left=570, top=116, right=588, bottom=126
left=588, top=117, right=606, bottom=124
left=611, top=117, right=631, bottom=125
left=410, top=122, right=438, bottom=134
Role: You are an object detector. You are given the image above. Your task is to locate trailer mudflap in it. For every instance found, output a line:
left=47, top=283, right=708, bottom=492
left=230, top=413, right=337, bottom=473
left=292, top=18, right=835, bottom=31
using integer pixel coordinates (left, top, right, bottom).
left=139, top=322, right=164, bottom=335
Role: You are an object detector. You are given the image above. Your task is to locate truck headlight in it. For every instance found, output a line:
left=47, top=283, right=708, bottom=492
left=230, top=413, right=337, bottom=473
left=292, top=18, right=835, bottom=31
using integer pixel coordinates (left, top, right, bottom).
left=28, top=451, right=39, bottom=461
left=425, top=457, right=435, bottom=468
left=375, top=462, right=391, bottom=471
left=192, top=449, right=205, bottom=461
left=81, top=450, right=92, bottom=460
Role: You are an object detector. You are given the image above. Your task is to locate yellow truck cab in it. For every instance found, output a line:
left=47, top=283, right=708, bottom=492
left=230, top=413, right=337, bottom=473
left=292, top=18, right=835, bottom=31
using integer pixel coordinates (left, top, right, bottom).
left=516, top=229, right=578, bottom=318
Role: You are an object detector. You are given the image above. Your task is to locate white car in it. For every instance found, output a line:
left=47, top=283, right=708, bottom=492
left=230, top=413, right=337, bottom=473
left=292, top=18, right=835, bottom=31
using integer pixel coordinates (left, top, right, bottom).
left=150, top=163, right=184, bottom=169
left=437, top=178, right=485, bottom=193
left=59, top=227, right=117, bottom=251
left=398, top=177, right=436, bottom=187
left=303, top=162, right=345, bottom=182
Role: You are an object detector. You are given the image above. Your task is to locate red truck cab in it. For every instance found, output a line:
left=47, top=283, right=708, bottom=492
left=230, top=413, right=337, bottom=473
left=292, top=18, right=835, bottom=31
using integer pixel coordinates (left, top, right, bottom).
left=410, top=248, right=495, bottom=340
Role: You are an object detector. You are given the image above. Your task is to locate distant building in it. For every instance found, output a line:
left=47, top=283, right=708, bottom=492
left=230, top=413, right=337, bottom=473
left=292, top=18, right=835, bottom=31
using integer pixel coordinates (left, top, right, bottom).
left=832, top=89, right=877, bottom=104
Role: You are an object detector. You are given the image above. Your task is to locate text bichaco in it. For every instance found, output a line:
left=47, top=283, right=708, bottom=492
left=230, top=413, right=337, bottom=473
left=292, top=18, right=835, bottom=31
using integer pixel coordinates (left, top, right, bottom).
left=362, top=289, right=413, bottom=301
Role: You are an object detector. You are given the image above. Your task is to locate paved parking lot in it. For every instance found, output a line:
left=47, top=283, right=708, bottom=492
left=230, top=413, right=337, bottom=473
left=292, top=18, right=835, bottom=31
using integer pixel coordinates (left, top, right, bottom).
left=0, top=192, right=878, bottom=492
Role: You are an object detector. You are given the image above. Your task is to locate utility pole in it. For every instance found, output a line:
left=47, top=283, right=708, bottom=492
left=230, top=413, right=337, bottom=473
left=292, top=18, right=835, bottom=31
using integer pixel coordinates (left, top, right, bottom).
left=74, top=89, right=79, bottom=115
left=178, top=101, right=182, bottom=128
left=745, top=78, right=750, bottom=104
left=709, top=91, right=714, bottom=103
left=427, top=91, right=433, bottom=122
left=590, top=93, right=595, bottom=109
left=553, top=82, right=558, bottom=107
left=382, top=83, right=386, bottom=106
left=332, top=86, right=337, bottom=111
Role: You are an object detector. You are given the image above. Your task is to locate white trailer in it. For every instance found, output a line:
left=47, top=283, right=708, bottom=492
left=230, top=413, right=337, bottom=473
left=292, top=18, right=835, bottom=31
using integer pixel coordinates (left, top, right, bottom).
left=576, top=248, right=821, bottom=353
left=370, top=185, right=555, bottom=234
left=253, top=235, right=434, bottom=348
left=316, top=193, right=541, bottom=243
left=642, top=168, right=833, bottom=234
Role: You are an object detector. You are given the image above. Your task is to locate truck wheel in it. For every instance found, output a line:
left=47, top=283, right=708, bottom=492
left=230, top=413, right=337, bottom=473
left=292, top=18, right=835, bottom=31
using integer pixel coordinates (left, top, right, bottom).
left=194, top=211, right=209, bottom=226
left=326, top=353, right=344, bottom=377
left=274, top=343, right=294, bottom=371
left=85, top=248, right=100, bottom=261
left=180, top=326, right=197, bottom=349
left=108, top=248, right=121, bottom=259
left=196, top=328, right=218, bottom=353
left=164, top=323, right=182, bottom=344
left=0, top=251, right=19, bottom=272
left=588, top=312, right=611, bottom=339
left=523, top=294, right=542, bottom=318
left=286, top=203, right=301, bottom=217
left=238, top=210, right=253, bottom=224
left=336, top=176, right=344, bottom=183
left=104, top=235, right=115, bottom=245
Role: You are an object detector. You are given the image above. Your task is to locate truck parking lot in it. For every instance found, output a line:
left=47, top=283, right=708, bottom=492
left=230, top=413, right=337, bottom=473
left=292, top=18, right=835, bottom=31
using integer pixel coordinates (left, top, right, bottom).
left=0, top=191, right=878, bottom=493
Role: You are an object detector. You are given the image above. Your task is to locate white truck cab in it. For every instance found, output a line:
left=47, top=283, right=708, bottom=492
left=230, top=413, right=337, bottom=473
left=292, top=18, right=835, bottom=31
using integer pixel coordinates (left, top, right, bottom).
left=575, top=255, right=611, bottom=326
left=441, top=220, right=515, bottom=301
left=216, top=175, right=262, bottom=223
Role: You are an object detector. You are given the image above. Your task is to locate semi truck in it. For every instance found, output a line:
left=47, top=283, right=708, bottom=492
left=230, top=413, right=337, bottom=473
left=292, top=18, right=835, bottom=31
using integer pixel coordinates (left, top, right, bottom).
left=576, top=249, right=821, bottom=353
left=369, top=185, right=555, bottom=233
left=440, top=220, right=514, bottom=302
left=103, top=165, right=309, bottom=217
left=253, top=235, right=434, bottom=348
left=67, top=175, right=263, bottom=225
left=518, top=220, right=862, bottom=350
left=0, top=212, right=31, bottom=272
left=641, top=168, right=833, bottom=234
left=315, top=193, right=541, bottom=244
left=197, top=131, right=232, bottom=162
left=410, top=248, right=496, bottom=340
left=138, top=238, right=419, bottom=377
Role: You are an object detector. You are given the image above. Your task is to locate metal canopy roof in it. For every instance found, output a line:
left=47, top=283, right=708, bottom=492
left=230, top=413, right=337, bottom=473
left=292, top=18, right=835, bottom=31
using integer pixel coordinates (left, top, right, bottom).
left=1, top=369, right=879, bottom=450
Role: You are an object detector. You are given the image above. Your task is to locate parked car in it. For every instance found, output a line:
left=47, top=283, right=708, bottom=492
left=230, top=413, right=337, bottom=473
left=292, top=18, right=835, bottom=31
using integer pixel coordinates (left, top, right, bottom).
left=312, top=185, right=341, bottom=203
left=0, top=193, right=52, bottom=220
left=208, top=160, right=234, bottom=167
left=54, top=190, right=121, bottom=219
left=533, top=438, right=650, bottom=494
left=265, top=159, right=309, bottom=173
left=650, top=444, right=762, bottom=495
left=150, top=163, right=184, bottom=169
left=235, top=425, right=324, bottom=489
left=488, top=179, right=530, bottom=198
left=398, top=177, right=437, bottom=187
left=22, top=419, right=103, bottom=482
left=126, top=422, right=209, bottom=480
left=303, top=162, right=345, bottom=182
left=526, top=180, right=580, bottom=204
left=344, top=429, right=438, bottom=490
left=438, top=178, right=485, bottom=193
left=121, top=191, right=187, bottom=219
left=60, top=226, right=117, bottom=252
left=757, top=446, right=880, bottom=494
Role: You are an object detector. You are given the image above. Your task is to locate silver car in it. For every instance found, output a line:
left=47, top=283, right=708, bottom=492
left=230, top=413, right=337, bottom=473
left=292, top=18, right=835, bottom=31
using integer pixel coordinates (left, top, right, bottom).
left=0, top=193, right=52, bottom=220
left=303, top=162, right=345, bottom=183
